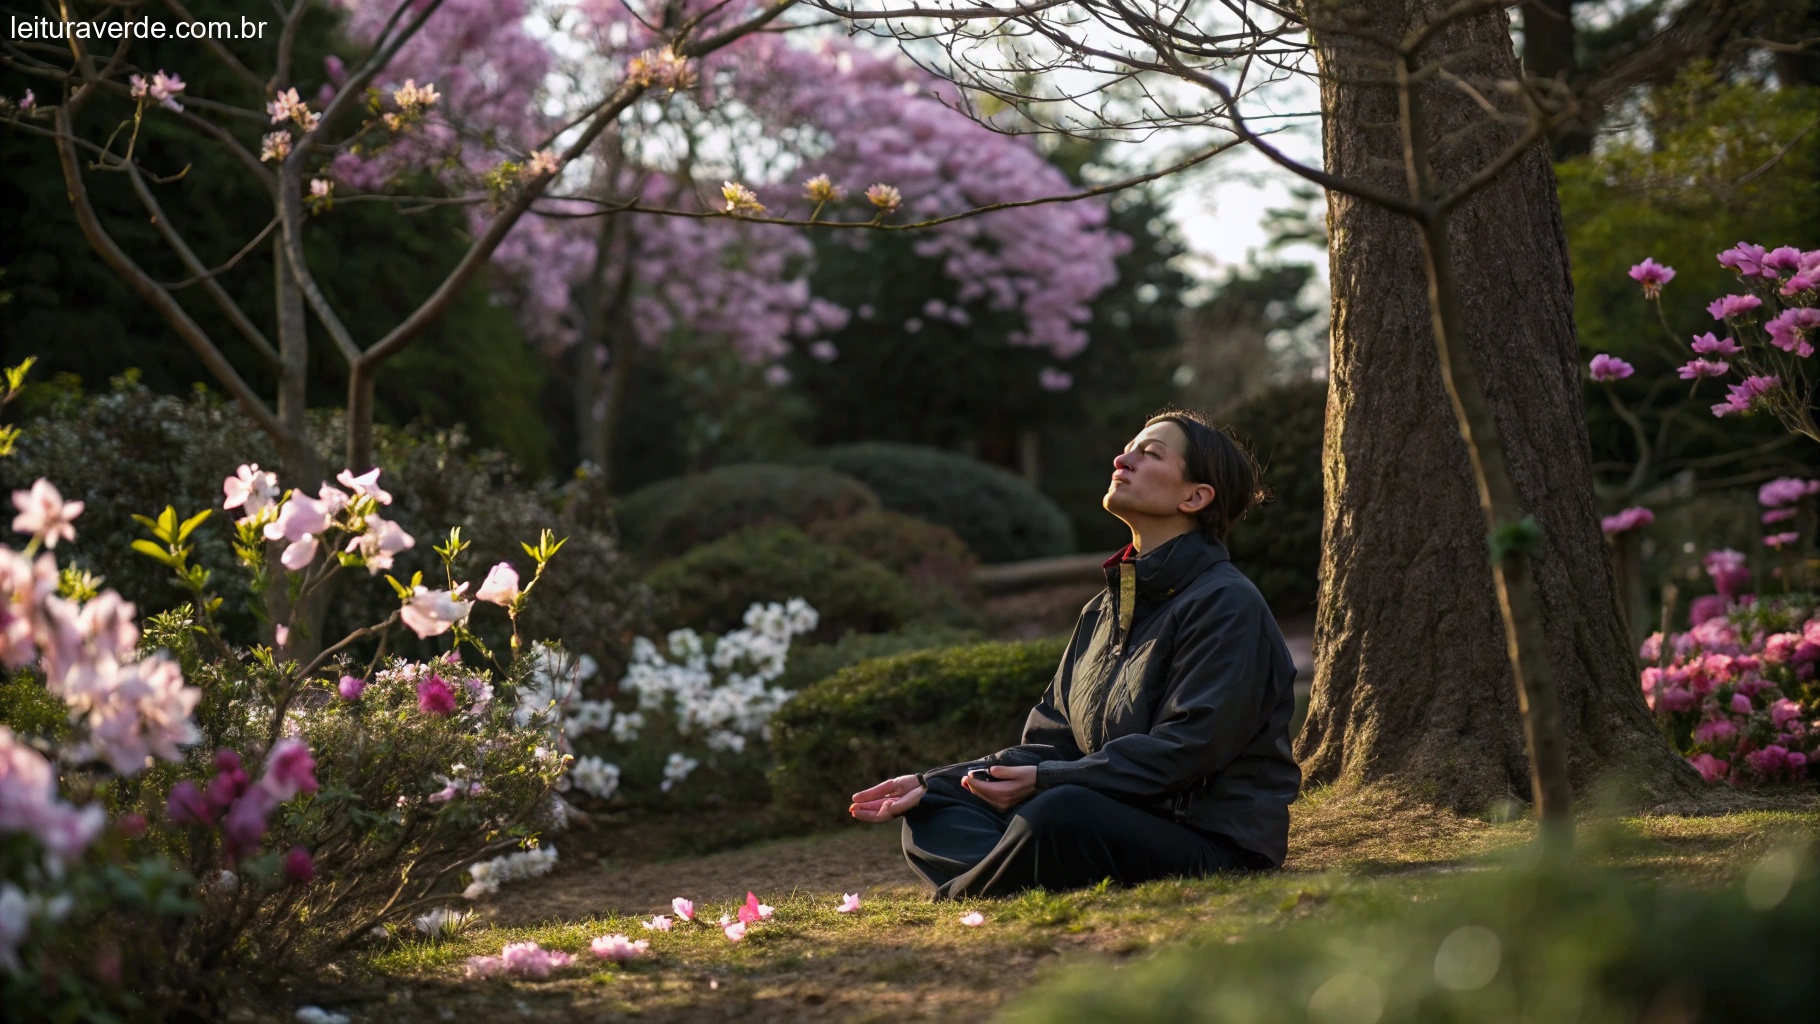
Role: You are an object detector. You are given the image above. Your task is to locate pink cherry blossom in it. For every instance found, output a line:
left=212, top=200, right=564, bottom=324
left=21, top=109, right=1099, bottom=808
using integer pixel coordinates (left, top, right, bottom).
left=222, top=464, right=280, bottom=520
left=837, top=893, right=861, bottom=913
left=1765, top=307, right=1819, bottom=357
left=722, top=920, right=747, bottom=942
left=1688, top=753, right=1730, bottom=783
left=284, top=845, right=315, bottom=883
left=1705, top=294, right=1762, bottom=320
left=590, top=934, right=649, bottom=961
left=672, top=897, right=695, bottom=921
left=417, top=675, right=457, bottom=715
left=641, top=914, right=673, bottom=931
left=1601, top=506, right=1654, bottom=537
left=338, top=675, right=367, bottom=700
left=146, top=70, right=185, bottom=112
left=959, top=911, right=985, bottom=927
left=1588, top=354, right=1634, bottom=382
left=476, top=563, right=521, bottom=607
left=1628, top=258, right=1675, bottom=297
left=12, top=479, right=83, bottom=548
left=1690, top=333, right=1744, bottom=357
left=401, top=584, right=472, bottom=639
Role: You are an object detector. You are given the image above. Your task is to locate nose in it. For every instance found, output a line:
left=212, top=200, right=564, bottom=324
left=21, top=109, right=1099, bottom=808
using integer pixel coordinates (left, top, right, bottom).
left=1112, top=450, right=1135, bottom=473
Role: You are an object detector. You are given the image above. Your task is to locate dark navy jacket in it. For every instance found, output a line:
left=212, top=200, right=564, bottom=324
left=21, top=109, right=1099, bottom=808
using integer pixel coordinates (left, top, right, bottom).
left=925, top=531, right=1300, bottom=867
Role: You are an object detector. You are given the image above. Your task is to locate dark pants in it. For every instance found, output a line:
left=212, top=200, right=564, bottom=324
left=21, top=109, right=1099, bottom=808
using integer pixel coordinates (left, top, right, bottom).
left=901, top=775, right=1252, bottom=899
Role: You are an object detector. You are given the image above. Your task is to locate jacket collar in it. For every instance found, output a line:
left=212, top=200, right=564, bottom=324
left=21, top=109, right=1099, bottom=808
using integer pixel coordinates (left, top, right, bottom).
left=1102, top=531, right=1229, bottom=602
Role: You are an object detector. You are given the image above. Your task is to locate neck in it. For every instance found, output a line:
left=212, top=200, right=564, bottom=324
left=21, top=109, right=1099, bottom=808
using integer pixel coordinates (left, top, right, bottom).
left=1123, top=516, right=1196, bottom=555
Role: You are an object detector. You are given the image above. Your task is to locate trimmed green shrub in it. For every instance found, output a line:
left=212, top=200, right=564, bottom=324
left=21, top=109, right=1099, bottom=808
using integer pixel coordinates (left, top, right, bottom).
left=797, top=443, right=1074, bottom=563
left=1221, top=379, right=1325, bottom=616
left=768, top=637, right=1066, bottom=821
left=643, top=523, right=920, bottom=638
left=614, top=463, right=879, bottom=554
left=807, top=509, right=987, bottom=629
left=1001, top=848, right=1820, bottom=1024
left=775, top=624, right=991, bottom=692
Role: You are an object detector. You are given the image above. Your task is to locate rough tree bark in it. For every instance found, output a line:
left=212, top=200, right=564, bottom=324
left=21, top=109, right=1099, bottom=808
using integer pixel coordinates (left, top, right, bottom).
left=1295, top=0, right=1704, bottom=812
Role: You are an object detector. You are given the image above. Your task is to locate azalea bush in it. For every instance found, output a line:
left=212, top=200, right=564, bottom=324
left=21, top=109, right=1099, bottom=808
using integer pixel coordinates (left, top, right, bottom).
left=523, top=599, right=820, bottom=813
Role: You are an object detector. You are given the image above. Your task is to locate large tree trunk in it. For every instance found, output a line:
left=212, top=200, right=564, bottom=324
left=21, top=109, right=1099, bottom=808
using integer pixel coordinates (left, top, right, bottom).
left=1521, top=0, right=1592, bottom=159
left=1296, top=0, right=1701, bottom=812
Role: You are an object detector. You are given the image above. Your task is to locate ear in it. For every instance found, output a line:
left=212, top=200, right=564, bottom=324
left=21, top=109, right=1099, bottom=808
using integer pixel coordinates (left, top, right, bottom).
left=1178, top=483, right=1215, bottom=515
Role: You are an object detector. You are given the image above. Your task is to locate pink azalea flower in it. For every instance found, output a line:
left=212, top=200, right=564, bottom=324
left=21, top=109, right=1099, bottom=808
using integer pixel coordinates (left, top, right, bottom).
left=723, top=920, right=747, bottom=942
left=1745, top=744, right=1799, bottom=781
left=1765, top=307, right=1820, bottom=357
left=1702, top=549, right=1750, bottom=600
left=1588, top=353, right=1634, bottom=382
left=11, top=479, right=84, bottom=548
left=1705, top=294, right=1762, bottom=321
left=1039, top=367, right=1074, bottom=392
left=1783, top=252, right=1820, bottom=295
left=810, top=341, right=839, bottom=362
left=284, top=845, right=315, bottom=883
left=959, top=911, right=985, bottom=927
left=1770, top=698, right=1804, bottom=729
left=641, top=915, right=673, bottom=931
left=1730, top=693, right=1754, bottom=716
left=1628, top=258, right=1675, bottom=297
left=343, top=515, right=414, bottom=574
left=264, top=491, right=330, bottom=544
left=475, top=563, right=521, bottom=607
left=1677, top=358, right=1730, bottom=380
left=672, top=897, right=695, bottom=921
left=261, top=738, right=319, bottom=802
left=1657, top=684, right=1696, bottom=713
left=1717, top=242, right=1772, bottom=278
left=737, top=891, right=774, bottom=924
left=1690, top=333, right=1744, bottom=356
left=400, top=583, right=472, bottom=639
left=1765, top=532, right=1800, bottom=549
left=335, top=467, right=393, bottom=505
left=221, top=789, right=276, bottom=862
left=338, top=675, right=366, bottom=700
left=837, top=893, right=861, bottom=913
left=1759, top=478, right=1820, bottom=507
left=417, top=675, right=457, bottom=715
left=1764, top=509, right=1799, bottom=524
left=1763, top=247, right=1804, bottom=274
left=1688, top=753, right=1729, bottom=783
left=222, top=464, right=280, bottom=519
left=1763, top=633, right=1802, bottom=665
left=1639, top=633, right=1663, bottom=663
left=1693, top=718, right=1738, bottom=744
left=1601, top=506, right=1654, bottom=537
left=165, top=780, right=214, bottom=826
left=590, top=934, right=650, bottom=961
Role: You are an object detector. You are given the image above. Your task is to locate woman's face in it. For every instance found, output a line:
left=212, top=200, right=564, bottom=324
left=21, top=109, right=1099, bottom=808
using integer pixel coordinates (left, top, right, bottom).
left=1103, top=420, right=1209, bottom=520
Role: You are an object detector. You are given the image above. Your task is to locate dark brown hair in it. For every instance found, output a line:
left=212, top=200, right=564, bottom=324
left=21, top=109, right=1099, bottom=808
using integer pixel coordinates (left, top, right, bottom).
left=1142, top=408, right=1267, bottom=542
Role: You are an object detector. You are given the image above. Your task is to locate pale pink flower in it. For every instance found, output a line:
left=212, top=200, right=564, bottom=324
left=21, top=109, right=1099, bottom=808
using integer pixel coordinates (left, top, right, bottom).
left=1706, top=294, right=1762, bottom=320
left=1677, top=358, right=1729, bottom=380
left=1688, top=753, right=1729, bottom=783
left=1639, top=633, right=1663, bottom=663
left=467, top=941, right=575, bottom=979
left=280, top=535, right=318, bottom=571
left=641, top=914, right=673, bottom=931
left=1039, top=367, right=1074, bottom=392
left=865, top=183, right=903, bottom=214
left=803, top=174, right=842, bottom=203
left=17, top=90, right=33, bottom=113
left=264, top=492, right=330, bottom=544
left=475, top=563, right=521, bottom=608
left=722, top=920, right=747, bottom=942
left=764, top=365, right=791, bottom=387
left=721, top=181, right=764, bottom=216
left=523, top=149, right=559, bottom=179
left=274, top=624, right=290, bottom=649
left=267, top=87, right=304, bottom=125
left=335, top=468, right=393, bottom=505
left=222, top=465, right=280, bottom=521
left=1588, top=354, right=1634, bottom=382
left=1764, top=532, right=1800, bottom=549
left=590, top=934, right=649, bottom=961
left=671, top=897, right=695, bottom=921
left=959, top=911, right=985, bottom=927
left=1601, top=506, right=1654, bottom=537
left=344, top=515, right=414, bottom=574
left=1690, top=333, right=1743, bottom=357
left=1628, top=258, right=1675, bottom=297
left=809, top=341, right=839, bottom=362
left=837, top=893, right=861, bottom=913
left=12, top=479, right=83, bottom=548
left=260, top=131, right=291, bottom=163
left=400, top=584, right=472, bottom=639
left=129, top=75, right=150, bottom=101
left=73, top=654, right=200, bottom=777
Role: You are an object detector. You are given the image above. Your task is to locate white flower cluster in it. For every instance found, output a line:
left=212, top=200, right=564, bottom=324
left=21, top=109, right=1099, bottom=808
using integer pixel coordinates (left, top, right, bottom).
left=568, top=756, right=620, bottom=801
left=463, top=843, right=558, bottom=900
left=413, top=906, right=476, bottom=939
left=660, top=752, right=699, bottom=792
left=622, top=598, right=816, bottom=742
left=513, top=643, right=597, bottom=730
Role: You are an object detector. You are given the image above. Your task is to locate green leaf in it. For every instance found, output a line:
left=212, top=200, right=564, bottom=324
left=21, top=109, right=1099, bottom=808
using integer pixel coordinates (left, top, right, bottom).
left=130, top=513, right=161, bottom=531
left=177, top=508, right=213, bottom=542
left=384, top=574, right=414, bottom=600
left=156, top=505, right=178, bottom=541
left=130, top=539, right=175, bottom=565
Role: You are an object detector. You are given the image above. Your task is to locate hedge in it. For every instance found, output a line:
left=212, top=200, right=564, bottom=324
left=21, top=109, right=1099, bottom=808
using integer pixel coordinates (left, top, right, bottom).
left=1220, top=379, right=1326, bottom=616
left=614, top=463, right=880, bottom=554
left=797, top=443, right=1074, bottom=563
left=768, top=637, right=1067, bottom=822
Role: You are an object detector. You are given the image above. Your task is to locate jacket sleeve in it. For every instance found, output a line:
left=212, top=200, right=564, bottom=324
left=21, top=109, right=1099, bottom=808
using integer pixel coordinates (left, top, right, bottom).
left=1031, top=586, right=1273, bottom=799
left=918, top=604, right=1092, bottom=783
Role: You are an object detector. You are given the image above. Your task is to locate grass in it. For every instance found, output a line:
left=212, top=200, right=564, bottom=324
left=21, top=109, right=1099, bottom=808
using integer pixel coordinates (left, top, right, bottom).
left=252, top=797, right=1820, bottom=1024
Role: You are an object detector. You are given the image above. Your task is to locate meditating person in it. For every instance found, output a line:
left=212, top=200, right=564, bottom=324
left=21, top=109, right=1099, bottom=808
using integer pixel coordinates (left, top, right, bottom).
left=848, top=409, right=1300, bottom=898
